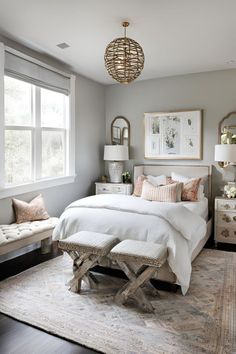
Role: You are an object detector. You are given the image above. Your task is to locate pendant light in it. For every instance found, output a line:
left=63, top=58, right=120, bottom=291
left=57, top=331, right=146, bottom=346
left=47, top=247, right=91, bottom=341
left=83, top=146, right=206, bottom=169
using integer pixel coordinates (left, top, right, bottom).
left=104, top=21, right=145, bottom=84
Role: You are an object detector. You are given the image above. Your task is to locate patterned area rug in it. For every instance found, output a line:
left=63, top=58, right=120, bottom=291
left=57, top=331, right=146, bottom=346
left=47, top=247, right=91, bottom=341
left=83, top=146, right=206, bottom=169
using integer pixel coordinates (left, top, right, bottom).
left=0, top=249, right=235, bottom=354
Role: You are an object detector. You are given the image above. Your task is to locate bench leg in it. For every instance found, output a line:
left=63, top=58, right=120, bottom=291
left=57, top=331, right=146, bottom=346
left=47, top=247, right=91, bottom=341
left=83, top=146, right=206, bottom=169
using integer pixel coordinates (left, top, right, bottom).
left=115, top=260, right=157, bottom=312
left=41, top=237, right=52, bottom=254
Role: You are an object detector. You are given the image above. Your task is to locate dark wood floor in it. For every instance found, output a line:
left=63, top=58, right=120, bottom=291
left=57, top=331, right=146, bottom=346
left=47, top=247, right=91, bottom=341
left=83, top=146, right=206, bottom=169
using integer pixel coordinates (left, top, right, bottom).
left=0, top=244, right=100, bottom=354
left=0, top=240, right=235, bottom=354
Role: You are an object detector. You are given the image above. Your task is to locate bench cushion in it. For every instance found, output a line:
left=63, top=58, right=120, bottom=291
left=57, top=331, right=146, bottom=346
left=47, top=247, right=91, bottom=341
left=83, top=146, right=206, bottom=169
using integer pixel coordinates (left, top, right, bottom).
left=110, top=239, right=167, bottom=267
left=0, top=217, right=58, bottom=246
left=58, top=231, right=119, bottom=256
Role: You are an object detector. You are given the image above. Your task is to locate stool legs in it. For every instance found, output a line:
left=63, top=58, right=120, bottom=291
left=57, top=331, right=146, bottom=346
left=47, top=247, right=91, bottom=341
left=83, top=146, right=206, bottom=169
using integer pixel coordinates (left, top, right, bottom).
left=67, top=251, right=100, bottom=293
left=115, top=260, right=157, bottom=312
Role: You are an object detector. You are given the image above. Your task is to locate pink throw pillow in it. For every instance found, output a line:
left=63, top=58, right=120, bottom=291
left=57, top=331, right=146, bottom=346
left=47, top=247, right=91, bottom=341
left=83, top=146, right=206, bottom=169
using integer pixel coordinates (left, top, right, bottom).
left=133, top=175, right=147, bottom=197
left=12, top=194, right=50, bottom=224
left=181, top=178, right=201, bottom=201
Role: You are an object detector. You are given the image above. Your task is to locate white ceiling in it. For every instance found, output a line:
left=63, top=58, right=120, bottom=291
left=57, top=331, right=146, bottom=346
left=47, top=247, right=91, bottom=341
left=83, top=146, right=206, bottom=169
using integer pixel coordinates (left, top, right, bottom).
left=0, top=0, right=236, bottom=85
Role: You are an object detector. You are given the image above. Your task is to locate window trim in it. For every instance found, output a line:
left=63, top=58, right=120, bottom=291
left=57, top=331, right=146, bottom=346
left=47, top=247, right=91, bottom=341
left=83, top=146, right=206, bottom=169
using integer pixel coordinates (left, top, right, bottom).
left=0, top=44, right=76, bottom=199
left=0, top=175, right=77, bottom=199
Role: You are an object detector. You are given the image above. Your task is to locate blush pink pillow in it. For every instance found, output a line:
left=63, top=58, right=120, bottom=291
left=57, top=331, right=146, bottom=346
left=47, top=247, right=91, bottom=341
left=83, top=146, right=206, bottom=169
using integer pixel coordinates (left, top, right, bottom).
left=12, top=194, right=50, bottom=224
left=181, top=178, right=201, bottom=201
left=133, top=175, right=147, bottom=197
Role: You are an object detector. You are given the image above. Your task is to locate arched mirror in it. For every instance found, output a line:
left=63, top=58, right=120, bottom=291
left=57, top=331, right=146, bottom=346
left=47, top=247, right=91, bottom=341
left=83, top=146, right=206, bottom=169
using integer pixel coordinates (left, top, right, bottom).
left=217, top=111, right=236, bottom=168
left=219, top=111, right=236, bottom=144
left=111, top=116, right=130, bottom=148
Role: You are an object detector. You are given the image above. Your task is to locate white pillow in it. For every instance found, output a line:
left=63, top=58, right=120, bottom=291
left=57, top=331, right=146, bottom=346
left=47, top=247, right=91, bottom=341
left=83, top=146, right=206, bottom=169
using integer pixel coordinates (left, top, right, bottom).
left=171, top=172, right=205, bottom=201
left=146, top=174, right=167, bottom=186
left=171, top=172, right=189, bottom=183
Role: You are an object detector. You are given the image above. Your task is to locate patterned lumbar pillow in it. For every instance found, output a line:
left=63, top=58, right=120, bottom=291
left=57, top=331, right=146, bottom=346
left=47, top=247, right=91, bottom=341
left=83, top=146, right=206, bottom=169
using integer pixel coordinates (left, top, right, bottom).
left=12, top=194, right=50, bottom=224
left=141, top=180, right=179, bottom=202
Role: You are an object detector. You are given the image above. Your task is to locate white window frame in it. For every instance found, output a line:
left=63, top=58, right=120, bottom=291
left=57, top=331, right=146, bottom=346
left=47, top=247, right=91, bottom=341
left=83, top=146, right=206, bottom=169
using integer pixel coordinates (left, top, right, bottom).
left=0, top=43, right=76, bottom=199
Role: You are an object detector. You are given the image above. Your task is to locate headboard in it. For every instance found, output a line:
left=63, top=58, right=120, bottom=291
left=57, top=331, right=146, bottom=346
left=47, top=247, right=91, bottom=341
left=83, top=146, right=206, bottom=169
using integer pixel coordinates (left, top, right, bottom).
left=133, top=164, right=212, bottom=200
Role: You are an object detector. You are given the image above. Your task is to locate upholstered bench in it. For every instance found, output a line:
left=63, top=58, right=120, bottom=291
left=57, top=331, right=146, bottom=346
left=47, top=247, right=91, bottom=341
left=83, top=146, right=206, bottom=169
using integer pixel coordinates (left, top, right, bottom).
left=58, top=231, right=119, bottom=293
left=0, top=217, right=58, bottom=256
left=110, top=240, right=167, bottom=312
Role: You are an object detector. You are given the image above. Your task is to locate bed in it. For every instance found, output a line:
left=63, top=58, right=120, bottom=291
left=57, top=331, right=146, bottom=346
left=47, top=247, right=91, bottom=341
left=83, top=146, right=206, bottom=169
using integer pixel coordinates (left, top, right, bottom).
left=53, top=164, right=212, bottom=294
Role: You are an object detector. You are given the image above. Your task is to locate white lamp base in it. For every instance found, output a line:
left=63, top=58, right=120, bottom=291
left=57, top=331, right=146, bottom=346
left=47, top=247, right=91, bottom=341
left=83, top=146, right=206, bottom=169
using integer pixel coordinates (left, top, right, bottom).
left=108, top=161, right=123, bottom=183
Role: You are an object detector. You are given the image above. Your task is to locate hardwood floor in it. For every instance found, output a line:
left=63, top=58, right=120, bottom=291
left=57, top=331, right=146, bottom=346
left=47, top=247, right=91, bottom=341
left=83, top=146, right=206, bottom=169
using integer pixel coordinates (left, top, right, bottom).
left=0, top=243, right=99, bottom=354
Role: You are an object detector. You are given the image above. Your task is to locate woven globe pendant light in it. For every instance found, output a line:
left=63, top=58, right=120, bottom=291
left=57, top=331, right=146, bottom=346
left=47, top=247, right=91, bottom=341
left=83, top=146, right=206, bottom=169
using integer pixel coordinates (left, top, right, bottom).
left=104, top=22, right=145, bottom=84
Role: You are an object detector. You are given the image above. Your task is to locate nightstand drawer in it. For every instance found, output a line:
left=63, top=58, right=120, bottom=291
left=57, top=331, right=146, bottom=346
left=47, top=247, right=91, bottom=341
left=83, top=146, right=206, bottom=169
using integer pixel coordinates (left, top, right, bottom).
left=96, top=185, right=112, bottom=194
left=95, top=182, right=132, bottom=195
left=216, top=199, right=236, bottom=211
left=216, top=226, right=236, bottom=243
left=216, top=211, right=236, bottom=225
left=112, top=186, right=125, bottom=194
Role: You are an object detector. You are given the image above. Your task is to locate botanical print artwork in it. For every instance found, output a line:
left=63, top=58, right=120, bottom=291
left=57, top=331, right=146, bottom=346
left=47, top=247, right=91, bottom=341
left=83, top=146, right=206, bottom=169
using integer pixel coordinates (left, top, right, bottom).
left=145, top=110, right=202, bottom=159
left=151, top=117, right=160, bottom=134
left=183, top=135, right=198, bottom=155
left=162, top=116, right=180, bottom=155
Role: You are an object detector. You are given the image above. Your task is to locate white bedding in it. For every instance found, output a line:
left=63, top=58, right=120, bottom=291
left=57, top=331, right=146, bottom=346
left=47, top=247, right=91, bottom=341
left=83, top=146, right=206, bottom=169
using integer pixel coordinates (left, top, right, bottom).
left=53, top=194, right=207, bottom=294
left=180, top=197, right=208, bottom=221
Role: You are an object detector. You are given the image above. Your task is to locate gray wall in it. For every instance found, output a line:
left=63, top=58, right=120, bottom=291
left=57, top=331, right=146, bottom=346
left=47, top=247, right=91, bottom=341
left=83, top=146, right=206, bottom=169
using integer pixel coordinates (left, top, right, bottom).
left=105, top=69, right=236, bottom=197
left=0, top=35, right=106, bottom=225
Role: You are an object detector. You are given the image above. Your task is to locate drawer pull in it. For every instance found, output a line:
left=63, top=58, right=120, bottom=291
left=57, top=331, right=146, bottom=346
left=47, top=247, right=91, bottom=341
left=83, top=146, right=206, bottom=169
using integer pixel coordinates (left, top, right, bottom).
left=234, top=231, right=236, bottom=236
left=223, top=203, right=230, bottom=209
left=222, top=214, right=231, bottom=223
left=221, top=229, right=229, bottom=238
left=233, top=216, right=236, bottom=222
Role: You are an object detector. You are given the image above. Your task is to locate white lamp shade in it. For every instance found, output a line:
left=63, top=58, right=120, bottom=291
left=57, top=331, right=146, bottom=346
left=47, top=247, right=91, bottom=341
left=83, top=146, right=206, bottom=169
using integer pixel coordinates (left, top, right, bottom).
left=104, top=145, right=129, bottom=161
left=215, top=144, right=236, bottom=162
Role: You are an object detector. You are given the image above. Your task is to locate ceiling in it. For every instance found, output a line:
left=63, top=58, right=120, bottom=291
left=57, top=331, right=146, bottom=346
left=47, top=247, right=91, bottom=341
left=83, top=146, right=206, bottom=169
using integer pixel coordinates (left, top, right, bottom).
left=0, top=0, right=236, bottom=85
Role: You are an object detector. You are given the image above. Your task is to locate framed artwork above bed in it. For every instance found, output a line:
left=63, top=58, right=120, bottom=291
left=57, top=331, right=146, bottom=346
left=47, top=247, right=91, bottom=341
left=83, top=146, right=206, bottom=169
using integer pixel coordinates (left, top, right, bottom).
left=144, top=110, right=202, bottom=160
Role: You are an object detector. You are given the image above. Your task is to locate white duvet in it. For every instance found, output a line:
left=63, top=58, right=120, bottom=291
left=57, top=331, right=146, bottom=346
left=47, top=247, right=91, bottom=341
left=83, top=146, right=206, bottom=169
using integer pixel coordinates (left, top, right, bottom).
left=53, top=194, right=207, bottom=294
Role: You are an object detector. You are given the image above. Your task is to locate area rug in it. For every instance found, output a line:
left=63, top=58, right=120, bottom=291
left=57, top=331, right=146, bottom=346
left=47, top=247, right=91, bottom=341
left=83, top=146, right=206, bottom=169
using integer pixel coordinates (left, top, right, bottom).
left=0, top=249, right=235, bottom=354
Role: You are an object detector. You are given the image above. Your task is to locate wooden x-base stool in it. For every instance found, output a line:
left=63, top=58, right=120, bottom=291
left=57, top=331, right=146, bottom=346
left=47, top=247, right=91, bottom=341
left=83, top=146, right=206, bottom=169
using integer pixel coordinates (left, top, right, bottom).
left=110, top=240, right=167, bottom=313
left=58, top=231, right=119, bottom=293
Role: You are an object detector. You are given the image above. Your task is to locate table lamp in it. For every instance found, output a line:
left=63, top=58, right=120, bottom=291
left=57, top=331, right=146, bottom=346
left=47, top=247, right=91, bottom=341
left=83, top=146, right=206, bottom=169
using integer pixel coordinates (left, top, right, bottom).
left=215, top=144, right=236, bottom=183
left=104, top=145, right=129, bottom=183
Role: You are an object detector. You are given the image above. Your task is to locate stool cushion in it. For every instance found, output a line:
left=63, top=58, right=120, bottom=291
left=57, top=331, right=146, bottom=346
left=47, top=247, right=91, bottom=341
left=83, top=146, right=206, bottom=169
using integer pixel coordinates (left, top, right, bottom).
left=110, top=239, right=167, bottom=267
left=0, top=217, right=58, bottom=246
left=58, top=231, right=119, bottom=256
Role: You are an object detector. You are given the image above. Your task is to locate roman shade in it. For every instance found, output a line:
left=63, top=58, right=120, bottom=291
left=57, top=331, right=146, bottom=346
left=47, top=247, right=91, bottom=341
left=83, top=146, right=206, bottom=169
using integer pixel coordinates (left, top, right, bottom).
left=5, top=50, right=70, bottom=95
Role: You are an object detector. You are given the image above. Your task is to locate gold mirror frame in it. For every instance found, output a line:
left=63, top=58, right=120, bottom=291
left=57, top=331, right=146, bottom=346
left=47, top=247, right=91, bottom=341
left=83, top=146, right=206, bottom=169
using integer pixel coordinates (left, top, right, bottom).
left=218, top=111, right=236, bottom=142
left=111, top=116, right=130, bottom=149
left=218, top=111, right=236, bottom=167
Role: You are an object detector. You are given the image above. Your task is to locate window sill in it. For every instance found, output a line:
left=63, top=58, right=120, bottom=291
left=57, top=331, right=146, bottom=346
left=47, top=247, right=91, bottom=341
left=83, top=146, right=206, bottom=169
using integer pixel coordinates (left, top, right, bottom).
left=0, top=175, right=76, bottom=199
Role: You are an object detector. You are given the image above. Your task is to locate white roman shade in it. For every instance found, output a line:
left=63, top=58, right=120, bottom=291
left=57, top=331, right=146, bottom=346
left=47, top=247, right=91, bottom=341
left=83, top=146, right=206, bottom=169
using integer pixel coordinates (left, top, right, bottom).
left=5, top=50, right=70, bottom=95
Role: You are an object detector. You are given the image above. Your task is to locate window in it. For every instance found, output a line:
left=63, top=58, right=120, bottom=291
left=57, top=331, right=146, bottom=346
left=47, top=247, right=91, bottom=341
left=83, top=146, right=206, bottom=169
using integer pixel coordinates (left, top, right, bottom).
left=0, top=45, right=75, bottom=198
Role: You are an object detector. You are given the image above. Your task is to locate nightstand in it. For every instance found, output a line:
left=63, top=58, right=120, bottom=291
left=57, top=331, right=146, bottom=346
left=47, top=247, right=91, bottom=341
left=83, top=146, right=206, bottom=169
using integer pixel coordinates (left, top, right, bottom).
left=95, top=182, right=132, bottom=195
left=214, top=196, right=236, bottom=246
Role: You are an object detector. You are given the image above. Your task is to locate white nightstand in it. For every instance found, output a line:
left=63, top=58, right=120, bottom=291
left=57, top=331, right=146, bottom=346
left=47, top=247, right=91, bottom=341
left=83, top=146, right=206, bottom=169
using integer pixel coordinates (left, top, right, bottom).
left=214, top=196, right=236, bottom=246
left=95, top=182, right=132, bottom=195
